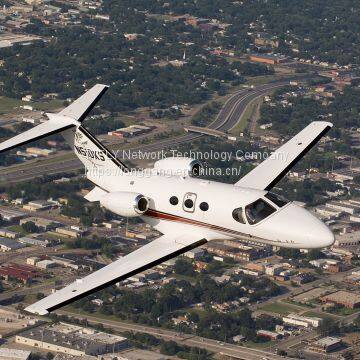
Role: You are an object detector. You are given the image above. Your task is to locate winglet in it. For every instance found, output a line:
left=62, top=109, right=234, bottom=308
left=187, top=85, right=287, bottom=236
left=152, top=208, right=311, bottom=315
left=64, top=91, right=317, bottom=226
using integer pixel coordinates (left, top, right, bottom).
left=58, top=84, right=109, bottom=122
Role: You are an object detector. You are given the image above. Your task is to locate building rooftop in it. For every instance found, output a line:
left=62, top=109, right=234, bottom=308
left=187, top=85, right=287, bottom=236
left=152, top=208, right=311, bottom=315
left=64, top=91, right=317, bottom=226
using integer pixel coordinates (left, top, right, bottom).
left=0, top=237, right=25, bottom=250
left=322, top=290, right=360, bottom=305
left=18, top=322, right=128, bottom=354
left=0, top=348, right=31, bottom=360
left=313, top=336, right=341, bottom=347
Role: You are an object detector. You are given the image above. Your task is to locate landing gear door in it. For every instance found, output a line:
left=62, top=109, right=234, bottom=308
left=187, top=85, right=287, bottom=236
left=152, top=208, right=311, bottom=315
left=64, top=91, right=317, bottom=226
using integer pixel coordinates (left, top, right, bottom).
left=183, top=192, right=197, bottom=213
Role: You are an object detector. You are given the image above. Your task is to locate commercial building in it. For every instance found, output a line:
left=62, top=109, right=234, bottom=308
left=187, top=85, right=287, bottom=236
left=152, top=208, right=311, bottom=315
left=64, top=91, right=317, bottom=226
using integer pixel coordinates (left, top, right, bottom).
left=315, top=206, right=343, bottom=219
left=108, top=124, right=154, bottom=138
left=257, top=330, right=281, bottom=340
left=205, top=242, right=267, bottom=261
left=327, top=201, right=359, bottom=215
left=224, top=240, right=272, bottom=259
left=0, top=237, right=25, bottom=252
left=18, top=236, right=52, bottom=247
left=36, top=259, right=56, bottom=269
left=0, top=228, right=19, bottom=239
left=51, top=256, right=80, bottom=270
left=0, top=208, right=27, bottom=222
left=292, top=272, right=315, bottom=285
left=282, top=314, right=322, bottom=328
left=308, top=337, right=342, bottom=353
left=16, top=323, right=129, bottom=356
left=335, top=230, right=360, bottom=247
left=23, top=200, right=54, bottom=211
left=320, top=290, right=360, bottom=309
left=56, top=226, right=87, bottom=238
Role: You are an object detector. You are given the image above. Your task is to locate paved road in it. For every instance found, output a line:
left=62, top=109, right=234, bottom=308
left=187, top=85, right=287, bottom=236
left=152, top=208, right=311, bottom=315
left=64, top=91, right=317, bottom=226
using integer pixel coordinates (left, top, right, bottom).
left=0, top=79, right=300, bottom=184
left=58, top=310, right=292, bottom=360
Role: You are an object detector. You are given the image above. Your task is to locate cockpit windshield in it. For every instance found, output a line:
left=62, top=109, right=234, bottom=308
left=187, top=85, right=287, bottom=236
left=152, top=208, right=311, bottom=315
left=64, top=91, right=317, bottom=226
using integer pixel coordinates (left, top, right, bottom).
left=245, top=199, right=276, bottom=225
left=264, top=192, right=289, bottom=207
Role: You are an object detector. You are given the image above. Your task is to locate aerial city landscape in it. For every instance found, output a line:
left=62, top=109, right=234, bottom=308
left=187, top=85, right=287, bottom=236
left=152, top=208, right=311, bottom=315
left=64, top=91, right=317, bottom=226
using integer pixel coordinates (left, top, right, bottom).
left=0, top=0, right=358, bottom=359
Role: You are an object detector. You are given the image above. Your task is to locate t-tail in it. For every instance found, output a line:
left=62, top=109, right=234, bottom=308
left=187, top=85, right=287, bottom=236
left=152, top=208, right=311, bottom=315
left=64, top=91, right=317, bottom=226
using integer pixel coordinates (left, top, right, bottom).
left=0, top=84, right=128, bottom=188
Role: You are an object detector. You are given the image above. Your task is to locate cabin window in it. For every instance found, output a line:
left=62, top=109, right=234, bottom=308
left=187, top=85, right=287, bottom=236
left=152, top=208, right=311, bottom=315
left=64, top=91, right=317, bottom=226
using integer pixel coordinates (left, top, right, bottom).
left=199, top=202, right=209, bottom=211
left=264, top=192, right=289, bottom=207
left=170, top=196, right=179, bottom=205
left=183, top=192, right=197, bottom=213
left=232, top=207, right=246, bottom=224
left=245, top=199, right=276, bottom=225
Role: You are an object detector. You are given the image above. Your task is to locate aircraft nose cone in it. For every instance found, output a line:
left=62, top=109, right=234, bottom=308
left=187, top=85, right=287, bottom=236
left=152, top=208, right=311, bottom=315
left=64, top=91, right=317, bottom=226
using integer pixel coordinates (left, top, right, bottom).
left=251, top=203, right=335, bottom=248
left=307, top=223, right=335, bottom=248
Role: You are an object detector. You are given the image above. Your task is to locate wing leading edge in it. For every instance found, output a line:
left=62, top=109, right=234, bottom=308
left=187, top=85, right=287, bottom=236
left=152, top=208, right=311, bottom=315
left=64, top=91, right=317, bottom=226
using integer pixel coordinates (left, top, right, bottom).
left=235, top=121, right=332, bottom=191
left=25, top=233, right=207, bottom=315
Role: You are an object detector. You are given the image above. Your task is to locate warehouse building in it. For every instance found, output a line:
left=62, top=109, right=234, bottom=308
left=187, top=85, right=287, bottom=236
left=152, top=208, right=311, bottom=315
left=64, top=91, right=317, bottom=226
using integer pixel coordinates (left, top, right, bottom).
left=326, top=201, right=359, bottom=215
left=18, top=236, right=52, bottom=247
left=0, top=228, right=19, bottom=239
left=36, top=259, right=56, bottom=269
left=16, top=323, right=129, bottom=356
left=335, top=230, right=360, bottom=247
left=320, top=291, right=360, bottom=309
left=23, top=200, right=54, bottom=211
left=283, top=313, right=322, bottom=328
left=308, top=337, right=342, bottom=353
left=56, top=226, right=87, bottom=238
left=0, top=237, right=25, bottom=252
left=0, top=208, right=27, bottom=222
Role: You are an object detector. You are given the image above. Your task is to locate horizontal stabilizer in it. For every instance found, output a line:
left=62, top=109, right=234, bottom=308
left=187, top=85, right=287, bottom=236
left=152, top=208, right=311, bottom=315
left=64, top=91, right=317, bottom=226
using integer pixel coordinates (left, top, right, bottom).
left=59, top=84, right=109, bottom=122
left=235, top=121, right=333, bottom=190
left=0, top=116, right=76, bottom=154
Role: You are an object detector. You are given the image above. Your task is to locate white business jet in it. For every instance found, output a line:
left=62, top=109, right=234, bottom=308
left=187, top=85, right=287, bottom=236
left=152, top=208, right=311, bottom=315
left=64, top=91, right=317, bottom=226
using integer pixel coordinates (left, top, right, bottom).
left=0, top=84, right=334, bottom=315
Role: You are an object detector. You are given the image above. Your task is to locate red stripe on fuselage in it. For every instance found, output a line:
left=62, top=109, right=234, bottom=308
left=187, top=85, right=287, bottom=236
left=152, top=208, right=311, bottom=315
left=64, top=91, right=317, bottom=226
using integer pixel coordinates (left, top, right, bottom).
left=144, top=209, right=247, bottom=237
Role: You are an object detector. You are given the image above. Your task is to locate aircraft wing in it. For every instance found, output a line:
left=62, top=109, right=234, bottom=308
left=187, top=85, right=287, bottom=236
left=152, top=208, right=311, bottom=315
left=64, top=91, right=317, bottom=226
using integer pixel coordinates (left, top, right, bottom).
left=25, top=233, right=207, bottom=315
left=235, top=121, right=332, bottom=191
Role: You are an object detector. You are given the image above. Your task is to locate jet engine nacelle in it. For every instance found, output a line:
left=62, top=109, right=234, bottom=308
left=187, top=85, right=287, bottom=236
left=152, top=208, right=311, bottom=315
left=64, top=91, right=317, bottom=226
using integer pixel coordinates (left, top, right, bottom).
left=153, top=157, right=203, bottom=177
left=100, top=191, right=149, bottom=217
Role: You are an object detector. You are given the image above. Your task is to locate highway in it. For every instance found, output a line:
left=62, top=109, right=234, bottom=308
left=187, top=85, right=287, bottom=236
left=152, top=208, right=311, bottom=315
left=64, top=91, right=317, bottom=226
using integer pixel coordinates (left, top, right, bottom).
left=0, top=79, right=298, bottom=184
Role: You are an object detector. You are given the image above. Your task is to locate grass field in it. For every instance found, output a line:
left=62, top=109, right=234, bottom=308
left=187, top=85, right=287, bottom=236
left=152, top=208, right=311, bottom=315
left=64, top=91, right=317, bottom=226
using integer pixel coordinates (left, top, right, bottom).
left=261, top=301, right=305, bottom=315
left=0, top=97, right=23, bottom=114
left=302, top=310, right=336, bottom=321
left=35, top=99, right=64, bottom=111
